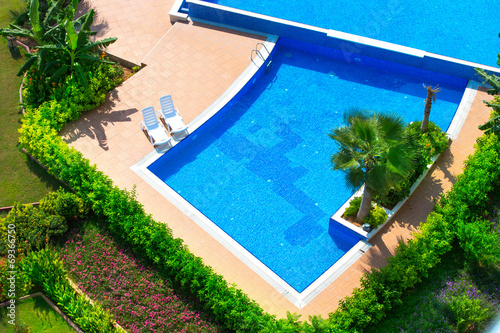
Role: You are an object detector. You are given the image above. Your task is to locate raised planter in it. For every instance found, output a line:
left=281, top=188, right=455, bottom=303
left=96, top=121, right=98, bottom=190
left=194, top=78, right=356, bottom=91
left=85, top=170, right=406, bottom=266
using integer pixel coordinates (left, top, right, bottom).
left=330, top=153, right=441, bottom=241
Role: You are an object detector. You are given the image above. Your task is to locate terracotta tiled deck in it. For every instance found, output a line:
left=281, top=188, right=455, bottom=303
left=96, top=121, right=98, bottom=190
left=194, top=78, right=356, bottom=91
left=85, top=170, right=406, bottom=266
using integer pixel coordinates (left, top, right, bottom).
left=62, top=1, right=494, bottom=319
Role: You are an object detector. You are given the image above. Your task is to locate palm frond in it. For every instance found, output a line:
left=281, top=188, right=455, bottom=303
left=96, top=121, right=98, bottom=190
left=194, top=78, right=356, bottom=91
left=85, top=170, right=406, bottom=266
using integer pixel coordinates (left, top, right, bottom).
left=377, top=112, right=405, bottom=142
left=331, top=148, right=360, bottom=170
left=343, top=168, right=364, bottom=193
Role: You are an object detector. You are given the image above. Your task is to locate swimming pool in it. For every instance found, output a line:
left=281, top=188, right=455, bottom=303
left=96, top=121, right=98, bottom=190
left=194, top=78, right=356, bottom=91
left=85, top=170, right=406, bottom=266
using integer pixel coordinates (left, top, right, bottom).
left=200, top=0, right=500, bottom=67
left=147, top=38, right=467, bottom=293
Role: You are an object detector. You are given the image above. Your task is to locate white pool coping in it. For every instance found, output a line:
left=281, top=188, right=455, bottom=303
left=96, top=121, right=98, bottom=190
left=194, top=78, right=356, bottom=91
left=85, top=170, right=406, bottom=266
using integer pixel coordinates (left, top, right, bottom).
left=135, top=156, right=372, bottom=308
left=131, top=34, right=374, bottom=308
left=448, top=80, right=481, bottom=140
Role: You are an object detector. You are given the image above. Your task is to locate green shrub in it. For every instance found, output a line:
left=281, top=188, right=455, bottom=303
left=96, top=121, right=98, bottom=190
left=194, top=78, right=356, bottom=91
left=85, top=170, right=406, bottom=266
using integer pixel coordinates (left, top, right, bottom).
left=363, top=205, right=388, bottom=229
left=375, top=121, right=449, bottom=208
left=344, top=197, right=362, bottom=217
left=449, top=294, right=493, bottom=333
left=39, top=189, right=87, bottom=222
left=344, top=197, right=388, bottom=229
left=23, top=61, right=123, bottom=109
left=0, top=204, right=67, bottom=255
left=0, top=190, right=82, bottom=256
left=406, top=121, right=449, bottom=164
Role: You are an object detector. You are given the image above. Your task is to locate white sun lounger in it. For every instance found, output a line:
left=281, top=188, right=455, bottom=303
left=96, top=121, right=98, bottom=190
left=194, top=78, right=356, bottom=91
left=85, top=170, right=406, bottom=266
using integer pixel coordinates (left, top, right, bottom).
left=140, top=106, right=172, bottom=147
left=158, top=95, right=188, bottom=134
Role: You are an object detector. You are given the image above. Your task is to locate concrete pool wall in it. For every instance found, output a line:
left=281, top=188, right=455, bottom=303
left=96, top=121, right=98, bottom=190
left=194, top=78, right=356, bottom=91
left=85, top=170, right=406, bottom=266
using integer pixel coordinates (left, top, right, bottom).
left=185, top=0, right=500, bottom=81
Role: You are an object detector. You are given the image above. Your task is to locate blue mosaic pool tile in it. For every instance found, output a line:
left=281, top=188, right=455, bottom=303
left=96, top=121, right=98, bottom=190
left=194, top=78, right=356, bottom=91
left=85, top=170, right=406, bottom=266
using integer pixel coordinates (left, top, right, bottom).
left=284, top=215, right=325, bottom=247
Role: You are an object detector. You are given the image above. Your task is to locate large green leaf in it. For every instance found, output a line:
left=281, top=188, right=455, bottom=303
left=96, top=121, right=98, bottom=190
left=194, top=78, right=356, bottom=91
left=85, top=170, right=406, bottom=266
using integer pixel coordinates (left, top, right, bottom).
left=478, top=116, right=500, bottom=134
left=64, top=19, right=78, bottom=51
left=79, top=53, right=115, bottom=65
left=74, top=63, right=88, bottom=88
left=0, top=26, right=32, bottom=39
left=29, top=0, right=43, bottom=43
left=475, top=68, right=500, bottom=95
left=17, top=56, right=38, bottom=76
left=79, top=37, right=118, bottom=53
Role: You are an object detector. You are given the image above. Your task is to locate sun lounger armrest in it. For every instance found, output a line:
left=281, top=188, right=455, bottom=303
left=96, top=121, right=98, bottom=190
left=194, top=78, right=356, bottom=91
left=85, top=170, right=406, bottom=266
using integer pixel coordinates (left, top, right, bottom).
left=175, top=108, right=183, bottom=120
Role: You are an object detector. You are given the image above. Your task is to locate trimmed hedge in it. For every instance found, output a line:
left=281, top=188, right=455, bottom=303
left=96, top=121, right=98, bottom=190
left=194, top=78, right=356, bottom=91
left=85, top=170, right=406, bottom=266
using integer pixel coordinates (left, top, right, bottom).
left=17, top=57, right=500, bottom=331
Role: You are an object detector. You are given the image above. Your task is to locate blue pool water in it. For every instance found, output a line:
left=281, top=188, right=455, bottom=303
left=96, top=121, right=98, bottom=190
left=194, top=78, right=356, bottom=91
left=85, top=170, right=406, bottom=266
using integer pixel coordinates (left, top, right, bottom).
left=149, top=39, right=467, bottom=292
left=207, top=0, right=500, bottom=67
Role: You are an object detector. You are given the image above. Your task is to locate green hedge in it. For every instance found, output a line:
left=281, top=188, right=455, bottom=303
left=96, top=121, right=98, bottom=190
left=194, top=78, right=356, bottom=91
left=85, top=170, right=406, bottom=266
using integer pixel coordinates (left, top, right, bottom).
left=17, top=57, right=500, bottom=331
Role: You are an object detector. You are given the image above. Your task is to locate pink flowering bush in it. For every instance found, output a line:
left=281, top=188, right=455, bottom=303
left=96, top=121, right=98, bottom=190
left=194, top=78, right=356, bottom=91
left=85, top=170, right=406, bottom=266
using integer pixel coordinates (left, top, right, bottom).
left=60, top=225, right=221, bottom=333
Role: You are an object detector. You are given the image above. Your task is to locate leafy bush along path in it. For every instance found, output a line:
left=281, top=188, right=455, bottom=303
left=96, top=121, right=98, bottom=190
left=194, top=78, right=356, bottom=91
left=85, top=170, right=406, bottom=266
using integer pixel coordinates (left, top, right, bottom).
left=60, top=225, right=221, bottom=333
left=0, top=0, right=64, bottom=207
left=365, top=248, right=500, bottom=333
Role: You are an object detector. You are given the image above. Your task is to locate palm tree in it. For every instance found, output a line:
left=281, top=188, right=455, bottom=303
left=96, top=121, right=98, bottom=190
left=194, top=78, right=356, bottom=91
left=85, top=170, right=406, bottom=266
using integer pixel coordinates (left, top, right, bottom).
left=421, top=84, right=440, bottom=132
left=329, top=109, right=417, bottom=223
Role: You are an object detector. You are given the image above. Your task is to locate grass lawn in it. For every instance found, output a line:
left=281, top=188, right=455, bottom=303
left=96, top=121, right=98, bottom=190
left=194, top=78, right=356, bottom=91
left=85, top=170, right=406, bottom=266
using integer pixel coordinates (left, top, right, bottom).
left=0, top=295, right=75, bottom=332
left=0, top=0, right=64, bottom=207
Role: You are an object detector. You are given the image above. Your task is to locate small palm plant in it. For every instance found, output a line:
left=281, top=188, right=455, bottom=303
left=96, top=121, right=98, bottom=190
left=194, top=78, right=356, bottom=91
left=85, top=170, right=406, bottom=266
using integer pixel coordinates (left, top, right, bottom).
left=421, top=84, right=440, bottom=132
left=329, top=109, right=417, bottom=223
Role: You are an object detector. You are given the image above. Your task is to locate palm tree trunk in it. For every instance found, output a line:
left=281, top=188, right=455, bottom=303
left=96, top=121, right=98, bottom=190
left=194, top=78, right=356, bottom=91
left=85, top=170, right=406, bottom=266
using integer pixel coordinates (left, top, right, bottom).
left=356, top=187, right=372, bottom=223
left=421, top=84, right=440, bottom=132
left=421, top=104, right=431, bottom=132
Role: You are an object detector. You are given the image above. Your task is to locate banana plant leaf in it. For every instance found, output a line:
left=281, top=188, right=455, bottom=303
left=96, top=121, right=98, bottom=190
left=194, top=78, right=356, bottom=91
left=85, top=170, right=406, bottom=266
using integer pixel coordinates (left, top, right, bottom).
left=74, top=62, right=88, bottom=88
left=0, top=26, right=33, bottom=39
left=475, top=68, right=500, bottom=95
left=17, top=56, right=37, bottom=76
left=478, top=116, right=500, bottom=134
